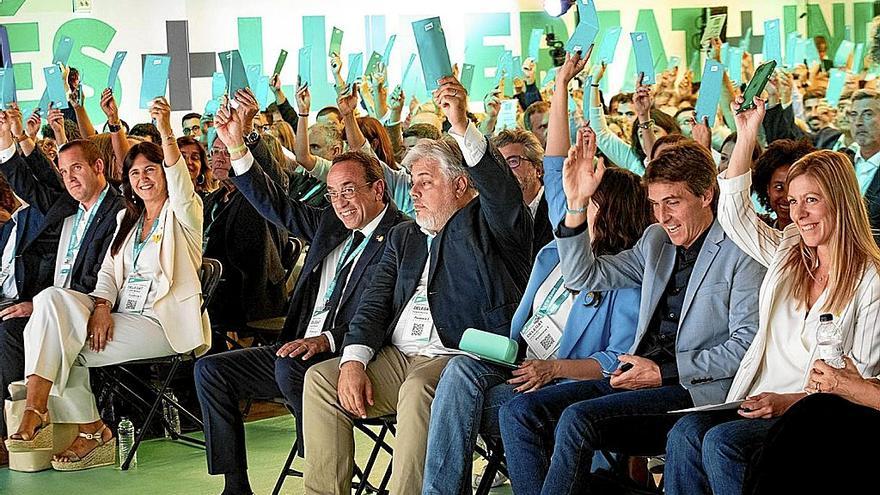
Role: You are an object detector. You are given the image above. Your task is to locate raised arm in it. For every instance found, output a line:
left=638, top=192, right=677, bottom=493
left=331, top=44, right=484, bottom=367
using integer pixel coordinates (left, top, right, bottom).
left=338, top=83, right=367, bottom=150
left=292, top=85, right=318, bottom=171
left=386, top=85, right=405, bottom=159
left=71, top=89, right=97, bottom=138
left=546, top=52, right=587, bottom=157
left=633, top=74, right=658, bottom=161
left=151, top=97, right=202, bottom=235
left=269, top=74, right=300, bottom=129
left=100, top=88, right=130, bottom=183
left=0, top=106, right=63, bottom=213
left=590, top=64, right=644, bottom=175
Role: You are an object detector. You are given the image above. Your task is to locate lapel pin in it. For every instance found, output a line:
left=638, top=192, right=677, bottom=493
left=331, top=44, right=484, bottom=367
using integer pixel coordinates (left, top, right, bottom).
left=376, top=235, right=384, bottom=242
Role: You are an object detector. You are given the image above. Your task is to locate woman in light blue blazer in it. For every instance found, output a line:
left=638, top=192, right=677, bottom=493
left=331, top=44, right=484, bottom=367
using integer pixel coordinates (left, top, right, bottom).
left=422, top=51, right=653, bottom=495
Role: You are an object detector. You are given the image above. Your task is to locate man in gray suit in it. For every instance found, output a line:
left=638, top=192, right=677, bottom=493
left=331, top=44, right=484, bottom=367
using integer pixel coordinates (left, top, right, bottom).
left=498, top=133, right=766, bottom=494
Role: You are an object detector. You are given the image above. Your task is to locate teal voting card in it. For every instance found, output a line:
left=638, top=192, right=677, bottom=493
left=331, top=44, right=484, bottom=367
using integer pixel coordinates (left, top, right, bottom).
left=631, top=32, right=655, bottom=85
left=834, top=40, right=854, bottom=68
left=511, top=55, right=524, bottom=80
left=0, top=67, right=15, bottom=106
left=566, top=0, right=599, bottom=54
left=139, top=55, right=170, bottom=109
left=854, top=43, right=866, bottom=73
left=52, top=36, right=74, bottom=65
left=460, top=63, right=475, bottom=94
left=595, top=26, right=621, bottom=65
left=298, top=46, right=312, bottom=87
left=328, top=27, right=343, bottom=57
left=763, top=19, right=782, bottom=66
left=785, top=32, right=800, bottom=67
left=382, top=35, right=397, bottom=66
left=792, top=36, right=807, bottom=66
left=739, top=27, right=752, bottom=52
left=668, top=55, right=681, bottom=70
left=582, top=74, right=592, bottom=120
left=44, top=65, right=69, bottom=109
left=727, top=46, right=744, bottom=84
left=695, top=60, right=724, bottom=127
left=804, top=38, right=821, bottom=66
left=529, top=28, right=544, bottom=61
left=365, top=51, right=383, bottom=77
left=255, top=75, right=270, bottom=110
left=412, top=17, right=453, bottom=91
left=701, top=14, right=727, bottom=46
left=218, top=50, right=249, bottom=97
left=107, top=51, right=127, bottom=89
left=272, top=49, right=288, bottom=77
left=38, top=90, right=49, bottom=112
left=402, top=53, right=418, bottom=87
left=825, top=69, right=846, bottom=106
left=211, top=72, right=225, bottom=99
left=246, top=64, right=261, bottom=91
left=542, top=66, right=558, bottom=87
left=346, top=52, right=363, bottom=87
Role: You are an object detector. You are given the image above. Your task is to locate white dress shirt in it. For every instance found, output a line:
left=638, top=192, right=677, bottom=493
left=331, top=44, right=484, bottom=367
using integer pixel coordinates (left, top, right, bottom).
left=53, top=184, right=111, bottom=288
left=854, top=148, right=880, bottom=196
left=0, top=199, right=29, bottom=299
left=528, top=187, right=544, bottom=219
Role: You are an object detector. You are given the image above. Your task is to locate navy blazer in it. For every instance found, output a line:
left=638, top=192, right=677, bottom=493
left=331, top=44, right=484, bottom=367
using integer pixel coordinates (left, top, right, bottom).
left=0, top=205, right=47, bottom=299
left=231, top=154, right=411, bottom=346
left=343, top=139, right=534, bottom=353
left=0, top=148, right=125, bottom=299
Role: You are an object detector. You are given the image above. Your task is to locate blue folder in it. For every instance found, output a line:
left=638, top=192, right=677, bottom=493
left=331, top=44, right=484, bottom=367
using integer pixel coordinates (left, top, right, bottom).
left=218, top=50, right=249, bottom=97
left=804, top=39, right=821, bottom=66
left=529, top=28, right=544, bottom=61
left=460, top=63, right=475, bottom=94
left=298, top=46, right=312, bottom=87
left=566, top=0, right=600, bottom=54
left=346, top=52, right=363, bottom=87
left=44, top=65, right=69, bottom=109
left=412, top=17, right=453, bottom=92
left=595, top=26, right=621, bottom=65
left=0, top=67, right=15, bottom=107
left=107, top=51, right=127, bottom=89
left=695, top=60, right=724, bottom=127
left=825, top=69, right=846, bottom=106
left=763, top=19, right=782, bottom=66
left=52, top=36, right=74, bottom=65
left=139, top=55, right=171, bottom=109
left=631, top=32, right=656, bottom=85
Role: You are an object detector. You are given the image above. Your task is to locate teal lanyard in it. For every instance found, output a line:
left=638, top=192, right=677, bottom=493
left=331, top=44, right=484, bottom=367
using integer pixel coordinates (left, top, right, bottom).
left=64, top=187, right=109, bottom=264
left=132, top=213, right=161, bottom=275
left=534, top=276, right=570, bottom=318
left=322, top=232, right=369, bottom=304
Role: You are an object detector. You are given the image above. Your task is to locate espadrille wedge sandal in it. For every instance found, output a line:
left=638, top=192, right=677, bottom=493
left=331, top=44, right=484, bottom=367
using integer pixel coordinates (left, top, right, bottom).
left=5, top=406, right=53, bottom=452
left=50, top=424, right=116, bottom=472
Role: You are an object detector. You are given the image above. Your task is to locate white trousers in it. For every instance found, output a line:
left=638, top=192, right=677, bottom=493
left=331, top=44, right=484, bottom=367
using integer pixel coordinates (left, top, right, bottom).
left=18, top=287, right=174, bottom=424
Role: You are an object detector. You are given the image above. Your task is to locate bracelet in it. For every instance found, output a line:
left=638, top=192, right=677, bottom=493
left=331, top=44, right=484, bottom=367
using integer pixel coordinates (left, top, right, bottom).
left=93, top=298, right=111, bottom=309
left=297, top=112, right=309, bottom=117
left=590, top=83, right=600, bottom=87
left=227, top=143, right=248, bottom=155
left=565, top=204, right=588, bottom=215
left=637, top=119, right=655, bottom=130
left=161, top=133, right=175, bottom=142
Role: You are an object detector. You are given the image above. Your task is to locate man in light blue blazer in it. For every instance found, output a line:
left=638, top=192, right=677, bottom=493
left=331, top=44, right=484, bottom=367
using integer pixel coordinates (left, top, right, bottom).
left=500, top=137, right=767, bottom=494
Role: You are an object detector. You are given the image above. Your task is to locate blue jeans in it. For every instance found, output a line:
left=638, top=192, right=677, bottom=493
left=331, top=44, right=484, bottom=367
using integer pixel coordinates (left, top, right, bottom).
left=664, top=411, right=778, bottom=495
left=422, top=356, right=514, bottom=495
left=499, top=378, right=693, bottom=495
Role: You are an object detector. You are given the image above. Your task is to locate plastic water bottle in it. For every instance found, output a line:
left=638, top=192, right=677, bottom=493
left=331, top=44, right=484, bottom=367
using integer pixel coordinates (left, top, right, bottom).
left=163, top=389, right=181, bottom=438
left=817, top=313, right=845, bottom=369
left=118, top=417, right=137, bottom=468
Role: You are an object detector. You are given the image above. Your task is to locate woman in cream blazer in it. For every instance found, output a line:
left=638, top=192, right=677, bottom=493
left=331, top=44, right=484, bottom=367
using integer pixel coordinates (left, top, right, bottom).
left=663, top=96, right=880, bottom=495
left=6, top=98, right=209, bottom=472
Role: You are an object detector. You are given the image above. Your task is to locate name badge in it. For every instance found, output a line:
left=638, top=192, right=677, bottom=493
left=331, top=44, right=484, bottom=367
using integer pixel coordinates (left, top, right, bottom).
left=405, top=293, right=434, bottom=342
left=120, top=275, right=152, bottom=313
left=522, top=315, right=562, bottom=360
left=304, top=308, right=329, bottom=338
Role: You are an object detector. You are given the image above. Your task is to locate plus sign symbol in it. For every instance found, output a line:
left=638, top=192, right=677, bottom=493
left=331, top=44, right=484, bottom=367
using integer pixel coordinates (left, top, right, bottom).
left=144, top=20, right=216, bottom=111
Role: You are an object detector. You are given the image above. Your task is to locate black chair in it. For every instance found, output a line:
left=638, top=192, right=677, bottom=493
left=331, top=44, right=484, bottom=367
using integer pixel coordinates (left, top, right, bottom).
left=97, top=258, right=223, bottom=470
left=474, top=435, right=509, bottom=495
left=272, top=411, right=395, bottom=495
left=592, top=450, right=664, bottom=495
left=245, top=237, right=304, bottom=346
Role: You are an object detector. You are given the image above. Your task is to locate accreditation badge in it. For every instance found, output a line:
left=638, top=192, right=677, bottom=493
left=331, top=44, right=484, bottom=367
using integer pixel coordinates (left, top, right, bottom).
left=120, top=275, right=152, bottom=313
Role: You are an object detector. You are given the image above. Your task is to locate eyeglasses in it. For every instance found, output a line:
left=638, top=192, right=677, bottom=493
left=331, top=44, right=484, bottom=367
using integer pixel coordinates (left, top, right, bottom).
left=504, top=155, right=532, bottom=169
left=324, top=182, right=375, bottom=202
left=183, top=124, right=201, bottom=135
left=209, top=148, right=229, bottom=159
left=260, top=124, right=272, bottom=132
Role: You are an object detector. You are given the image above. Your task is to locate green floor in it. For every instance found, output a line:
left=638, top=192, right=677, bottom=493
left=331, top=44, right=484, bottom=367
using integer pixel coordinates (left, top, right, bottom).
left=0, top=415, right=513, bottom=494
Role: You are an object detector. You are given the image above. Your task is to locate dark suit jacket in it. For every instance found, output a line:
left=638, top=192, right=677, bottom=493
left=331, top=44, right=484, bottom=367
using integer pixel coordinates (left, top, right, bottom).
left=0, top=205, right=47, bottom=299
left=0, top=148, right=126, bottom=299
left=532, top=193, right=553, bottom=255
left=230, top=155, right=410, bottom=346
left=762, top=104, right=841, bottom=149
left=864, top=162, right=880, bottom=242
left=203, top=187, right=288, bottom=325
left=342, top=139, right=534, bottom=353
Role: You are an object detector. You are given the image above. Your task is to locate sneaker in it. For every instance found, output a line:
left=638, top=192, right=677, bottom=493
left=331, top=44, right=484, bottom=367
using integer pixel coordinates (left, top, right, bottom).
left=473, top=468, right=508, bottom=489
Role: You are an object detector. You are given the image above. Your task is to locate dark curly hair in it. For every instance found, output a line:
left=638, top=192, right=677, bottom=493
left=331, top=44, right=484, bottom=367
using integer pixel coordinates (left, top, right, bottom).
left=630, top=109, right=682, bottom=162
left=752, top=139, right=816, bottom=211
left=591, top=167, right=653, bottom=256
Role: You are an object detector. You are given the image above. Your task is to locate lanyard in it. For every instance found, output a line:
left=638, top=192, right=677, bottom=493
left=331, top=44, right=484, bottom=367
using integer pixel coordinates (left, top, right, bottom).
left=132, top=212, right=161, bottom=274
left=535, top=276, right=570, bottom=318
left=322, top=232, right=369, bottom=304
left=65, top=187, right=109, bottom=264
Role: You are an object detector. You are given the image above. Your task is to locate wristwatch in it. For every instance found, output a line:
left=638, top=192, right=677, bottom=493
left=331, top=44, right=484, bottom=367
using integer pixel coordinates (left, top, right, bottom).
left=107, top=122, right=122, bottom=133
left=243, top=130, right=260, bottom=146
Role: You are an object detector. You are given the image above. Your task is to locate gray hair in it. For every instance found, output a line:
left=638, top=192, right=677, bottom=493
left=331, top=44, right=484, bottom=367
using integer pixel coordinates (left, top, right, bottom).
left=852, top=89, right=880, bottom=104
left=402, top=136, right=474, bottom=190
left=309, top=122, right=343, bottom=148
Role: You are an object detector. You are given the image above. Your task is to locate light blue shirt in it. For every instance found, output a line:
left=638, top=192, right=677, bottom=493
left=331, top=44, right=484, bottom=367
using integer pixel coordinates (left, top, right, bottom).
left=854, top=148, right=880, bottom=196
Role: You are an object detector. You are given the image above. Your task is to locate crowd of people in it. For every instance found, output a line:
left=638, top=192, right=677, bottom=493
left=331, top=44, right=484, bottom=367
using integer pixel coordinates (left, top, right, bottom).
left=1, top=19, right=880, bottom=495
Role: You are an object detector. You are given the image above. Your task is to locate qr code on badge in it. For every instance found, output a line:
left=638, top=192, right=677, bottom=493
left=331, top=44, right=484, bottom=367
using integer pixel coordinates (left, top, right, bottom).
left=124, top=299, right=137, bottom=311
left=539, top=334, right=554, bottom=350
left=412, top=323, right=425, bottom=337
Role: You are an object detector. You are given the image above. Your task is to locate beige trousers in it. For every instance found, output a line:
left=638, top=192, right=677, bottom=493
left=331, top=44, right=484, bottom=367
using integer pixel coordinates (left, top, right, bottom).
left=302, top=346, right=450, bottom=494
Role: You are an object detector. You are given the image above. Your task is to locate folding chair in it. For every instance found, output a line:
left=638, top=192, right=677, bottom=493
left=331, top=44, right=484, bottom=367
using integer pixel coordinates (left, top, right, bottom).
left=474, top=435, right=509, bottom=495
left=244, top=237, right=304, bottom=346
left=592, top=449, right=664, bottom=495
left=98, top=258, right=223, bottom=470
left=272, top=411, right=395, bottom=495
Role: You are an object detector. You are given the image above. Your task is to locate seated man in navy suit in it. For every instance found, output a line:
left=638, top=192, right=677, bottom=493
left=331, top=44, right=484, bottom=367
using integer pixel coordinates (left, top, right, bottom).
left=0, top=103, right=125, bottom=462
left=193, top=95, right=410, bottom=495
left=301, top=76, right=534, bottom=495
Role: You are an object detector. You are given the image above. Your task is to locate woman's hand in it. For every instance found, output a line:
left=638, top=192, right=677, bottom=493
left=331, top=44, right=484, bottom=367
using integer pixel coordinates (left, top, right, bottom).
left=87, top=305, right=114, bottom=352
left=731, top=94, right=766, bottom=138
left=738, top=392, right=803, bottom=419
left=100, top=88, right=120, bottom=124
left=556, top=51, right=590, bottom=88
left=562, top=125, right=605, bottom=210
left=509, top=359, right=558, bottom=392
left=149, top=97, right=173, bottom=137
left=808, top=357, right=864, bottom=402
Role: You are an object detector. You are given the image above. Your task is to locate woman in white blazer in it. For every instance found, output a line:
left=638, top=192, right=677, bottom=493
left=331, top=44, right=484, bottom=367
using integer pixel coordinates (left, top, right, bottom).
left=663, top=96, right=880, bottom=495
left=5, top=98, right=209, bottom=471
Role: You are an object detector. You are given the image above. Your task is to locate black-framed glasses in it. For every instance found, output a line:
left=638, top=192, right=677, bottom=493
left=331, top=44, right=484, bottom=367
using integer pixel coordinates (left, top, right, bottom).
left=183, top=124, right=201, bottom=135
left=324, top=182, right=375, bottom=202
left=209, top=148, right=229, bottom=159
left=504, top=155, right=531, bottom=169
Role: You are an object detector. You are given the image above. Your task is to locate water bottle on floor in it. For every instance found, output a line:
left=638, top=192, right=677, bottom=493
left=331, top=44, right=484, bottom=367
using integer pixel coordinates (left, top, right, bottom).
left=817, top=313, right=845, bottom=369
left=118, top=417, right=137, bottom=468
left=163, top=389, right=181, bottom=438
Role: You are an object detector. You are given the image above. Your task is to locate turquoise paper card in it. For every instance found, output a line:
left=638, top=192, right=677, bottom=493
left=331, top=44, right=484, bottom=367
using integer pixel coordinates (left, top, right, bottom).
left=695, top=60, right=724, bottom=127
left=44, top=65, right=69, bottom=109
left=107, top=51, right=127, bottom=89
left=139, top=55, right=171, bottom=109
left=631, top=32, right=656, bottom=85
left=412, top=17, right=453, bottom=91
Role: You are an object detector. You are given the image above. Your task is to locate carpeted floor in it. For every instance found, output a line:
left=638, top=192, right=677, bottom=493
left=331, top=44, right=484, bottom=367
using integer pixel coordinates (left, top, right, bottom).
left=0, top=414, right=513, bottom=494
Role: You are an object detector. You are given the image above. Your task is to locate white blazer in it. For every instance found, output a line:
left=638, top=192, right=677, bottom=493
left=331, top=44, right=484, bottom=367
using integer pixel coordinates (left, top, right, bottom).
left=91, top=156, right=210, bottom=356
left=717, top=171, right=880, bottom=401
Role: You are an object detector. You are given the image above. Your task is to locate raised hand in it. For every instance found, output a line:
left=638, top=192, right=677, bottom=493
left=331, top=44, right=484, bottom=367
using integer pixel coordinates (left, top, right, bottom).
left=295, top=84, right=311, bottom=115
left=633, top=74, right=653, bottom=119
left=522, top=58, right=537, bottom=85
left=563, top=125, right=605, bottom=210
left=557, top=51, right=589, bottom=87
left=269, top=74, right=287, bottom=105
left=149, top=97, right=173, bottom=137
left=433, top=76, right=469, bottom=134
left=232, top=88, right=260, bottom=132
left=591, top=61, right=608, bottom=84
left=337, top=82, right=360, bottom=116
left=388, top=85, right=405, bottom=122
left=47, top=107, right=67, bottom=145
left=213, top=101, right=243, bottom=148
left=100, top=88, right=120, bottom=123
left=5, top=104, right=24, bottom=140
left=25, top=110, right=41, bottom=140
left=691, top=116, right=712, bottom=151
left=731, top=94, right=766, bottom=138
left=483, top=88, right=501, bottom=118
